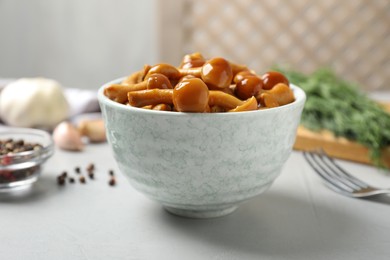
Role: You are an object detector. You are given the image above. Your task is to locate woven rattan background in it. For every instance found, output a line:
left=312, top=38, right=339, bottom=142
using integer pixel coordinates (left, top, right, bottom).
left=180, top=0, right=389, bottom=90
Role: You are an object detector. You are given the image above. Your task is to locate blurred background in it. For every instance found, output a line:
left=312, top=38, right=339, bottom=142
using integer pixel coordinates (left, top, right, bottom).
left=0, top=0, right=389, bottom=91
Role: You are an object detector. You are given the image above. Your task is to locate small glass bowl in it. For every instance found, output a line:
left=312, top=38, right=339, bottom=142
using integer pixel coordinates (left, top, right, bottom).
left=0, top=127, right=54, bottom=192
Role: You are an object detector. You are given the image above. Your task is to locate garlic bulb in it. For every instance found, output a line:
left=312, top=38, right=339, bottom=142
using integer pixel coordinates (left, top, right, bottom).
left=0, top=78, right=69, bottom=129
left=52, top=121, right=84, bottom=151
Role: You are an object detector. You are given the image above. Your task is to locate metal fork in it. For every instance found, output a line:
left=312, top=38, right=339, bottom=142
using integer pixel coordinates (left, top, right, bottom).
left=303, top=149, right=390, bottom=198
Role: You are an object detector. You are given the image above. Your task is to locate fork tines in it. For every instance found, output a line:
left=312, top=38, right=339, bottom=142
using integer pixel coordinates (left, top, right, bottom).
left=303, top=149, right=370, bottom=196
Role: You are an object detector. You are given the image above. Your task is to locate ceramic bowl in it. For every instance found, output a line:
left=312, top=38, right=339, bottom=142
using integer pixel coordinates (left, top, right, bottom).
left=0, top=127, right=54, bottom=192
left=98, top=78, right=306, bottom=218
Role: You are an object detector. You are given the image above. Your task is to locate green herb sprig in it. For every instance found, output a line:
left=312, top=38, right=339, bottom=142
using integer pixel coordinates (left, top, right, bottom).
left=275, top=67, right=390, bottom=167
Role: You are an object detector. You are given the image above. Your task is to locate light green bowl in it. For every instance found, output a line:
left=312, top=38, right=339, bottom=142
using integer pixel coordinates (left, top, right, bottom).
left=98, top=78, right=306, bottom=218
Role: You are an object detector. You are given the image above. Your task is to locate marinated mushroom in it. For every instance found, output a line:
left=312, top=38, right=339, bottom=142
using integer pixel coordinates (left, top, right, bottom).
left=258, top=83, right=295, bottom=107
left=233, top=70, right=257, bottom=83
left=259, top=93, right=280, bottom=108
left=266, top=83, right=295, bottom=105
left=122, top=64, right=151, bottom=85
left=179, top=52, right=206, bottom=69
left=146, top=74, right=173, bottom=89
left=208, top=91, right=244, bottom=110
left=234, top=76, right=263, bottom=100
left=173, top=78, right=209, bottom=112
left=104, top=54, right=295, bottom=113
left=229, top=96, right=258, bottom=112
left=105, top=73, right=172, bottom=103
left=128, top=89, right=173, bottom=107
left=152, top=104, right=172, bottom=111
left=261, top=71, right=290, bottom=90
left=179, top=57, right=233, bottom=89
left=229, top=62, right=249, bottom=78
left=145, top=63, right=181, bottom=80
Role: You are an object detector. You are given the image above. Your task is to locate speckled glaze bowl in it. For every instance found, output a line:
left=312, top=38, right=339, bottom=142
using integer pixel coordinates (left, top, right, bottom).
left=98, top=78, right=306, bottom=218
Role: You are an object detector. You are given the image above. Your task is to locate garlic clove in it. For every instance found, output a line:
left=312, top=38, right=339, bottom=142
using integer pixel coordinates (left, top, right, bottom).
left=78, top=119, right=107, bottom=143
left=53, top=121, right=84, bottom=151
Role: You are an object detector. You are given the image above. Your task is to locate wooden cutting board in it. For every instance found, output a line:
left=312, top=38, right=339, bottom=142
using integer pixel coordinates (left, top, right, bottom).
left=293, top=102, right=390, bottom=167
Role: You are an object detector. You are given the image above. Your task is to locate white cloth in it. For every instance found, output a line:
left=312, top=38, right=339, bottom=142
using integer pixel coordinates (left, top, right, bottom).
left=64, top=88, right=100, bottom=118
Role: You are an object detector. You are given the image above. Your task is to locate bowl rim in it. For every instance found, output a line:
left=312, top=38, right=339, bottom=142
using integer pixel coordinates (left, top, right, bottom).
left=0, top=127, right=54, bottom=164
left=98, top=77, right=306, bottom=117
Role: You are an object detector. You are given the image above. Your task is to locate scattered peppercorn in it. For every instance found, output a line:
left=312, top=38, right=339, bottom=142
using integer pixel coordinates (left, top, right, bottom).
left=57, top=175, right=66, bottom=186
left=87, top=163, right=95, bottom=172
left=79, top=176, right=86, bottom=184
left=55, top=164, right=117, bottom=188
left=109, top=178, right=116, bottom=186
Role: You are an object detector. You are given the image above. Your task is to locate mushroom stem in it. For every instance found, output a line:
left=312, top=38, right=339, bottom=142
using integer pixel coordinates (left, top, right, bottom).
left=127, top=89, right=173, bottom=107
left=122, top=64, right=151, bottom=85
left=229, top=96, right=258, bottom=112
left=104, top=82, right=147, bottom=103
left=208, top=91, right=244, bottom=109
left=269, top=83, right=295, bottom=105
left=257, top=83, right=294, bottom=107
left=105, top=74, right=173, bottom=104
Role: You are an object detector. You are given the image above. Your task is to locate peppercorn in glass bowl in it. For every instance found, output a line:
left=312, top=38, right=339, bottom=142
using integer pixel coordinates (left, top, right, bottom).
left=0, top=128, right=54, bottom=192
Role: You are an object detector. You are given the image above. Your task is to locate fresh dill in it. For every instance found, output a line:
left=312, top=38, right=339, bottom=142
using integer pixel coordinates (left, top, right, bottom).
left=275, top=68, right=390, bottom=167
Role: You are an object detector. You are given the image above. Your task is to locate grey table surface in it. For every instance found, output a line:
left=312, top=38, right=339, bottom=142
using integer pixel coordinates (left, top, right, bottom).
left=1, top=142, right=390, bottom=260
